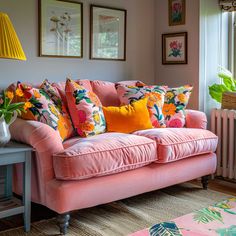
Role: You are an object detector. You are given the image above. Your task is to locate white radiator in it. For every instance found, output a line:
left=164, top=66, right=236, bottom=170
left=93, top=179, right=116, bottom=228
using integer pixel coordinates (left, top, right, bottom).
left=211, top=108, right=236, bottom=180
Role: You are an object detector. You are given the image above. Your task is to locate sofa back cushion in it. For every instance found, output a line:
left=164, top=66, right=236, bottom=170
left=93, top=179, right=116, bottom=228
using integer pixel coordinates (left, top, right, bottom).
left=91, top=80, right=142, bottom=107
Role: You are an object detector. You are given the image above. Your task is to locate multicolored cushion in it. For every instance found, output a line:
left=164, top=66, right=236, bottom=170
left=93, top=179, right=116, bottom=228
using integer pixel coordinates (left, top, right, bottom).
left=14, top=82, right=71, bottom=141
left=163, top=85, right=193, bottom=128
left=116, top=84, right=166, bottom=128
left=65, top=79, right=106, bottom=137
left=102, top=98, right=153, bottom=133
left=40, top=79, right=74, bottom=140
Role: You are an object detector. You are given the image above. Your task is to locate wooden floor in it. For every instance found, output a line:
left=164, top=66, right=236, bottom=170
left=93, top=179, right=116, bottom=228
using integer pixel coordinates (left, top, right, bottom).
left=190, top=178, right=236, bottom=196
left=0, top=178, right=235, bottom=232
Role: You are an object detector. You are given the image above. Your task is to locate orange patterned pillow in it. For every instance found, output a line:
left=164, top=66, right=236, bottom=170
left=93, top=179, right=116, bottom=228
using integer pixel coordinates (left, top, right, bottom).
left=14, top=82, right=73, bottom=141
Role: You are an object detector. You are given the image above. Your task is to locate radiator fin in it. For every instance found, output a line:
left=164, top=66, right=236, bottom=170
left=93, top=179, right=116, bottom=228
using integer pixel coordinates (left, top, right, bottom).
left=211, top=109, right=236, bottom=180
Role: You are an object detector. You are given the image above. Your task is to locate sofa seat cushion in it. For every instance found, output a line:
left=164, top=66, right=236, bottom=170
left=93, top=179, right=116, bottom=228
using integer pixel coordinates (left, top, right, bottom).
left=53, top=132, right=157, bottom=180
left=133, top=128, right=218, bottom=163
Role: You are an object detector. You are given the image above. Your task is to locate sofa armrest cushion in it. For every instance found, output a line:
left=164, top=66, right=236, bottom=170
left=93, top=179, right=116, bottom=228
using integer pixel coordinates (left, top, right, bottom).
left=10, top=118, right=64, bottom=153
left=185, top=109, right=207, bottom=129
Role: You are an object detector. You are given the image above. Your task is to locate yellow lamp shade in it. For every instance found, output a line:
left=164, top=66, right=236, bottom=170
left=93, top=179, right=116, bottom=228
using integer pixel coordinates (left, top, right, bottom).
left=0, top=12, right=26, bottom=60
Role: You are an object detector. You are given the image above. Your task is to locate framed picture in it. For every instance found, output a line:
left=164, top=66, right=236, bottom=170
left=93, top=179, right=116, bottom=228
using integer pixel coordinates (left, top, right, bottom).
left=39, top=0, right=83, bottom=58
left=162, top=32, right=187, bottom=65
left=168, top=0, right=185, bottom=26
left=90, top=5, right=127, bottom=61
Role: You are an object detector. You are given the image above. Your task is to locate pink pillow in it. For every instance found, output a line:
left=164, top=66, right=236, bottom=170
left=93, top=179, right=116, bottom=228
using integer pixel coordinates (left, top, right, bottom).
left=65, top=79, right=106, bottom=137
left=52, top=79, right=93, bottom=106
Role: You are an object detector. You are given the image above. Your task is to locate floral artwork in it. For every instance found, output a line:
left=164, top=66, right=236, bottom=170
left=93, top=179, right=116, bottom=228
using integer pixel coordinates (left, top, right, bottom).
left=162, top=32, right=187, bottom=64
left=169, top=0, right=185, bottom=26
left=129, top=197, right=236, bottom=236
left=39, top=0, right=83, bottom=57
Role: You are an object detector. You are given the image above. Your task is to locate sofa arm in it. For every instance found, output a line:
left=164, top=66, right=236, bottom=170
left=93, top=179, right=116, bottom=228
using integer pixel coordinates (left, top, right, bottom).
left=10, top=118, right=64, bottom=153
left=185, top=110, right=207, bottom=129
left=10, top=118, right=64, bottom=204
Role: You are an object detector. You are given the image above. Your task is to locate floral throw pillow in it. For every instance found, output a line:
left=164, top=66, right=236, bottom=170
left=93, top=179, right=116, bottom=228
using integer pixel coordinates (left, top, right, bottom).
left=163, top=85, right=193, bottom=128
left=40, top=79, right=74, bottom=140
left=65, top=79, right=106, bottom=137
left=116, top=84, right=166, bottom=128
left=14, top=82, right=70, bottom=141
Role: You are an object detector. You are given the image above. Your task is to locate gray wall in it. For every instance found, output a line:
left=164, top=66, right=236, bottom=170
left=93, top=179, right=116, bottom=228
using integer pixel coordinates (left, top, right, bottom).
left=155, top=0, right=200, bottom=110
left=0, top=0, right=156, bottom=88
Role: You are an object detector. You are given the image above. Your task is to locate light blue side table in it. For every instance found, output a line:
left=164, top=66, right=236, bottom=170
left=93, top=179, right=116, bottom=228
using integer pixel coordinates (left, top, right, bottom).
left=0, top=141, right=32, bottom=232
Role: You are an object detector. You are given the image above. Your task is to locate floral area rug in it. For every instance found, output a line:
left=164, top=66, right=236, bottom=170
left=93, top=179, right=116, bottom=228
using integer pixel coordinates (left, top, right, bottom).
left=129, top=198, right=236, bottom=236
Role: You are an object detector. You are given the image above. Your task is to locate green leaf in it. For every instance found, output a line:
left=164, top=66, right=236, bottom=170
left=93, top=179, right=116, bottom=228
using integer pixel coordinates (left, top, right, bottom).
left=219, top=72, right=236, bottom=90
left=193, top=207, right=223, bottom=224
left=209, top=84, right=229, bottom=103
left=215, top=225, right=236, bottom=236
left=4, top=112, right=13, bottom=124
left=215, top=201, right=232, bottom=209
left=149, top=222, right=182, bottom=236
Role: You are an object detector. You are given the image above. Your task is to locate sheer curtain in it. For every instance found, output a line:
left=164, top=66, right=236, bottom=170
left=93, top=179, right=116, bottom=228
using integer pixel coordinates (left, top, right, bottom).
left=199, top=0, right=229, bottom=119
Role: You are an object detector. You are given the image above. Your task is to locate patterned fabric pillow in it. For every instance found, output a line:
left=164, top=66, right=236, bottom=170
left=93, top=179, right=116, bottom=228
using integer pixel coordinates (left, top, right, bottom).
left=163, top=85, right=193, bottom=128
left=40, top=79, right=75, bottom=140
left=116, top=84, right=166, bottom=128
left=65, top=79, right=106, bottom=137
left=14, top=82, right=71, bottom=141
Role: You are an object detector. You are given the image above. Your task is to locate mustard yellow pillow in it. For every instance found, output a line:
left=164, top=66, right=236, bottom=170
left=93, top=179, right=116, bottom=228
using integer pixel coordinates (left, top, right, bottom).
left=103, top=98, right=153, bottom=133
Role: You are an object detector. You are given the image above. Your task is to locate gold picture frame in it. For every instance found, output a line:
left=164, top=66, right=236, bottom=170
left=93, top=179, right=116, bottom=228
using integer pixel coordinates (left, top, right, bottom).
left=162, top=32, right=187, bottom=64
left=168, top=0, right=186, bottom=26
left=90, top=5, right=127, bottom=61
left=39, top=0, right=83, bottom=58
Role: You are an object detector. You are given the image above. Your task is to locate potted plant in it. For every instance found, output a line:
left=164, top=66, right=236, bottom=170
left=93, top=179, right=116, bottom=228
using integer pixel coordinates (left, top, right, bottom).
left=209, top=67, right=236, bottom=109
left=0, top=89, right=29, bottom=146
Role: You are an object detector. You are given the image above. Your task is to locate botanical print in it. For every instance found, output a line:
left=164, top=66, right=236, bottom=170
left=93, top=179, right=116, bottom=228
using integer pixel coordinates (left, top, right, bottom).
left=168, top=40, right=183, bottom=58
left=166, top=37, right=185, bottom=61
left=129, top=197, right=236, bottom=236
left=162, top=32, right=187, bottom=64
left=116, top=84, right=166, bottom=128
left=163, top=85, right=192, bottom=128
left=40, top=0, right=82, bottom=57
left=169, top=0, right=185, bottom=26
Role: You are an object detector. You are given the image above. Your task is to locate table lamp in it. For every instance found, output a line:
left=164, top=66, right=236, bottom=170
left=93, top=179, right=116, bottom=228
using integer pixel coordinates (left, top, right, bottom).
left=0, top=12, right=26, bottom=60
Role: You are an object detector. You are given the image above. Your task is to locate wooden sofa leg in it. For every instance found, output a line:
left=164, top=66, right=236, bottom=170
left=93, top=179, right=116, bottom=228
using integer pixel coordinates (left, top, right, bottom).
left=201, top=175, right=210, bottom=190
left=57, top=213, right=70, bottom=235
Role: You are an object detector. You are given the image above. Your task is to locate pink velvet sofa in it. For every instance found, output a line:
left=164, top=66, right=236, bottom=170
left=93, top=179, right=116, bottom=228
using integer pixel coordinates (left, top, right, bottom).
left=10, top=80, right=218, bottom=235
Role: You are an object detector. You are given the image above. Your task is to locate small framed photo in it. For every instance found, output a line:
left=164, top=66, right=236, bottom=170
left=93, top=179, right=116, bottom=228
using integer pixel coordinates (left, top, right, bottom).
left=169, top=0, right=185, bottom=26
left=162, top=32, right=187, bottom=65
left=39, top=0, right=83, bottom=58
left=90, top=5, right=127, bottom=61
